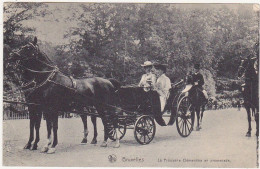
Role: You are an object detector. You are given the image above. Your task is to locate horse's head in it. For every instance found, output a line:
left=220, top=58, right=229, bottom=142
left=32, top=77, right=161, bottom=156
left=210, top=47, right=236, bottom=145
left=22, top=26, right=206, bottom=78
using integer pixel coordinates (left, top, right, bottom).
left=237, top=56, right=257, bottom=79
left=8, top=37, right=40, bottom=69
left=7, top=37, right=55, bottom=86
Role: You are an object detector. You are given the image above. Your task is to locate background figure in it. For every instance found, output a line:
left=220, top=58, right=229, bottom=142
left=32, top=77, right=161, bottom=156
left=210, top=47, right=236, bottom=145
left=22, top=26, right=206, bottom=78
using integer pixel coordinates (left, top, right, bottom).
left=191, top=63, right=208, bottom=104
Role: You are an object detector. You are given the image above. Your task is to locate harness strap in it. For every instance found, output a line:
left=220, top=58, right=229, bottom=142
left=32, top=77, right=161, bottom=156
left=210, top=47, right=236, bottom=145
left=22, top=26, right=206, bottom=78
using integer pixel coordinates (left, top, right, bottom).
left=69, top=76, right=77, bottom=89
left=18, top=63, right=54, bottom=73
left=4, top=67, right=58, bottom=96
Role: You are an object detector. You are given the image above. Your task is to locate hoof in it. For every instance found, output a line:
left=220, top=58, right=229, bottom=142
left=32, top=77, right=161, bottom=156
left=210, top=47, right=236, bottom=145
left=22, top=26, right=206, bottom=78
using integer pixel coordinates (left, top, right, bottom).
left=246, top=132, right=251, bottom=137
left=47, top=148, right=56, bottom=154
left=23, top=143, right=31, bottom=149
left=113, top=142, right=120, bottom=148
left=30, top=144, right=37, bottom=150
left=113, top=145, right=120, bottom=148
left=196, top=126, right=200, bottom=131
left=41, top=146, right=49, bottom=153
left=91, top=139, right=97, bottom=144
left=100, top=141, right=107, bottom=147
left=81, top=138, right=87, bottom=144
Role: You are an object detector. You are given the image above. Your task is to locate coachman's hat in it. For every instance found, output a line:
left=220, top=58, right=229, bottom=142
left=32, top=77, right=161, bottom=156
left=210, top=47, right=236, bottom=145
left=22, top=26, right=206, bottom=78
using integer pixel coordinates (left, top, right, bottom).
left=194, top=63, right=200, bottom=69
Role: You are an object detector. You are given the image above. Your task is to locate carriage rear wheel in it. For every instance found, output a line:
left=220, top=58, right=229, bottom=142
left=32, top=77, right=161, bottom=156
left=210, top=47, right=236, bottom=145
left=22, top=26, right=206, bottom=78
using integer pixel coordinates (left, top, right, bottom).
left=134, top=115, right=156, bottom=145
left=176, top=95, right=194, bottom=137
left=107, top=121, right=127, bottom=141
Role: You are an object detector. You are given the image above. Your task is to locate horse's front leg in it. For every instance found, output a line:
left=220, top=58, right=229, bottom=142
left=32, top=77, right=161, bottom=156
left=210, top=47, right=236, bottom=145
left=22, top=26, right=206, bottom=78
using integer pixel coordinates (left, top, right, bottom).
left=196, top=107, right=201, bottom=131
left=245, top=106, right=252, bottom=137
left=24, top=106, right=36, bottom=149
left=113, top=116, right=120, bottom=148
left=91, top=116, right=98, bottom=144
left=200, top=105, right=205, bottom=123
left=47, top=113, right=59, bottom=154
left=30, top=111, right=43, bottom=150
left=41, top=112, right=52, bottom=153
left=80, top=114, right=88, bottom=144
left=100, top=115, right=109, bottom=147
left=24, top=116, right=35, bottom=149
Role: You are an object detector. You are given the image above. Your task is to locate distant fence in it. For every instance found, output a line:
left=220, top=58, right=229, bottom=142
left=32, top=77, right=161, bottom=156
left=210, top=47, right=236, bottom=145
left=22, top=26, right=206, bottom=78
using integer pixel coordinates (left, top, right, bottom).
left=3, top=101, right=29, bottom=120
left=3, top=102, right=79, bottom=120
left=4, top=93, right=82, bottom=120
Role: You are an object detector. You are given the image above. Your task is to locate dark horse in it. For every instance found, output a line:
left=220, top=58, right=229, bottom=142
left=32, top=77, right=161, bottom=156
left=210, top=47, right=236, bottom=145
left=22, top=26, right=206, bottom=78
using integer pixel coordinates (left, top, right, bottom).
left=238, top=56, right=259, bottom=137
left=8, top=37, right=121, bottom=153
left=186, top=75, right=207, bottom=131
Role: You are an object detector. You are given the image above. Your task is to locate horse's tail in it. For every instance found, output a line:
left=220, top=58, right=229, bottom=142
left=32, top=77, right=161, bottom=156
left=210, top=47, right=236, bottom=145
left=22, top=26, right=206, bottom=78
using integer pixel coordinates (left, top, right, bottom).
left=108, top=78, right=121, bottom=91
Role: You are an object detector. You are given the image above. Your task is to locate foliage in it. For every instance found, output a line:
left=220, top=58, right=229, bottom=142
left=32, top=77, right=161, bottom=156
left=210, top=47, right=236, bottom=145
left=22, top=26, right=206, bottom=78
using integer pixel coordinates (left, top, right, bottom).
left=3, top=3, right=259, bottom=96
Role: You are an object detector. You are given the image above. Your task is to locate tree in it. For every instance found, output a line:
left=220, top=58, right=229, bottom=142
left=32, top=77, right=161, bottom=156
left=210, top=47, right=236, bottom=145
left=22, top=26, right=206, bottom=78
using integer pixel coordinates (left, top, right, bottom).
left=3, top=2, right=50, bottom=92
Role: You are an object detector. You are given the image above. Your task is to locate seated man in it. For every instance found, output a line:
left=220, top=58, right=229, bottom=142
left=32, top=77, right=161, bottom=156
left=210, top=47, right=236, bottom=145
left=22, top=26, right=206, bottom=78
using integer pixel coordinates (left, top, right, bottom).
left=191, top=63, right=208, bottom=103
left=153, top=63, right=172, bottom=113
left=138, top=61, right=156, bottom=92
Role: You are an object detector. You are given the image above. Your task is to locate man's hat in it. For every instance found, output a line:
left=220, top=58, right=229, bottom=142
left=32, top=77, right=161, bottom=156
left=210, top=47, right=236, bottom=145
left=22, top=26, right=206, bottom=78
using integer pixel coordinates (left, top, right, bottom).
left=194, top=63, right=200, bottom=69
left=141, top=61, right=153, bottom=67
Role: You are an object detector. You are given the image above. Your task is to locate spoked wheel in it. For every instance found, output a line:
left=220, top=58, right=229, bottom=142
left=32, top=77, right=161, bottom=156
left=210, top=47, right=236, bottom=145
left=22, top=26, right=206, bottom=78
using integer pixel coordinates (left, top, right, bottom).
left=134, top=115, right=156, bottom=145
left=107, top=121, right=126, bottom=141
left=176, top=96, right=194, bottom=137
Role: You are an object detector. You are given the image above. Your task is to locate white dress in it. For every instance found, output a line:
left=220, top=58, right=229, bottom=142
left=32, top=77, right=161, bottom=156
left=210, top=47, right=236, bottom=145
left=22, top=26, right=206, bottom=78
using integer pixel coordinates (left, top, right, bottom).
left=154, top=74, right=171, bottom=112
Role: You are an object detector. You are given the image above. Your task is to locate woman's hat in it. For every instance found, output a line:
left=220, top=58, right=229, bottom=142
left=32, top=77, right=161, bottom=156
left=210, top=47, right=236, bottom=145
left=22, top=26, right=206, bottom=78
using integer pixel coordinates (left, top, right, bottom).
left=153, top=62, right=167, bottom=72
left=141, top=61, right=153, bottom=67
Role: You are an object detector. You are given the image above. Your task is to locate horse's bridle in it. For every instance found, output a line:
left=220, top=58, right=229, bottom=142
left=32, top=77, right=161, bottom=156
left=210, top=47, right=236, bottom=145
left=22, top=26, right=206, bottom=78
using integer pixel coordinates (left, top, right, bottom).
left=12, top=43, right=54, bottom=69
left=9, top=43, right=59, bottom=93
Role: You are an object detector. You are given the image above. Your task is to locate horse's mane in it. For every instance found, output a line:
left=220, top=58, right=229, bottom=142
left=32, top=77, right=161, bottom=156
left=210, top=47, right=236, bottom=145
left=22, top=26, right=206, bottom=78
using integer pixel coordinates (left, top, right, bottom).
left=40, top=51, right=53, bottom=64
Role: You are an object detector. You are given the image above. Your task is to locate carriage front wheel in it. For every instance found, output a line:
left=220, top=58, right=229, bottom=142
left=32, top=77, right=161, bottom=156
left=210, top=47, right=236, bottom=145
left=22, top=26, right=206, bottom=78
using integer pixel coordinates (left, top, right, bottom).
left=107, top=120, right=127, bottom=141
left=176, top=95, right=194, bottom=137
left=134, top=115, right=156, bottom=145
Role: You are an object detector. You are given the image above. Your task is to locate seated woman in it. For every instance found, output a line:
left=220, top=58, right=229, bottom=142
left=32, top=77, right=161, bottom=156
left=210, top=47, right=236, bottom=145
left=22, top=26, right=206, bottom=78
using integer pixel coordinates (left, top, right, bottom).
left=152, top=63, right=172, bottom=113
left=138, top=61, right=156, bottom=92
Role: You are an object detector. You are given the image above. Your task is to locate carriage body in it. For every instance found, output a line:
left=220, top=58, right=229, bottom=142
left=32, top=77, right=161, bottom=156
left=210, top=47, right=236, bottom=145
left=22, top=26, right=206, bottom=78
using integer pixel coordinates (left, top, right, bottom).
left=115, top=86, right=160, bottom=116
left=107, top=81, right=195, bottom=145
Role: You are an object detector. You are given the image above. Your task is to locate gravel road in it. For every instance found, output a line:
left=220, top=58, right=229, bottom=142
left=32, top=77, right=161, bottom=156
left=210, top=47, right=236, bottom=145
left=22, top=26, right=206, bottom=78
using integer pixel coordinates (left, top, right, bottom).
left=3, top=108, right=258, bottom=167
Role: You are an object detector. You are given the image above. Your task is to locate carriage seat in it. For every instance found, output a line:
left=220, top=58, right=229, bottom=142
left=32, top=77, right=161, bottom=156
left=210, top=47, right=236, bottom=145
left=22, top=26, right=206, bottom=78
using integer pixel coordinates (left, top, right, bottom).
left=181, top=84, right=192, bottom=94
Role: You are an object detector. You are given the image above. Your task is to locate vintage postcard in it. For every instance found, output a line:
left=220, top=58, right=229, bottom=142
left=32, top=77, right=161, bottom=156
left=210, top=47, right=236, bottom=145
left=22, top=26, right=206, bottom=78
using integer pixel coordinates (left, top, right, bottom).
left=2, top=1, right=259, bottom=168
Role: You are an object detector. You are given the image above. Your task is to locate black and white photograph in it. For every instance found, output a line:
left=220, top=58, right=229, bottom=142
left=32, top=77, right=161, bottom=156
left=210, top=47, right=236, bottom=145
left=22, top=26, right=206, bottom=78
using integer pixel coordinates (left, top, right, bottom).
left=2, top=1, right=259, bottom=167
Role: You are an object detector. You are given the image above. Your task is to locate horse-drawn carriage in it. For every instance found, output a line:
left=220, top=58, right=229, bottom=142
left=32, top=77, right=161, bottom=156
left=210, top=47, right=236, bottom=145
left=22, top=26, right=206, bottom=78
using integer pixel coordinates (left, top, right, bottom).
left=105, top=80, right=195, bottom=145
left=4, top=38, right=196, bottom=153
